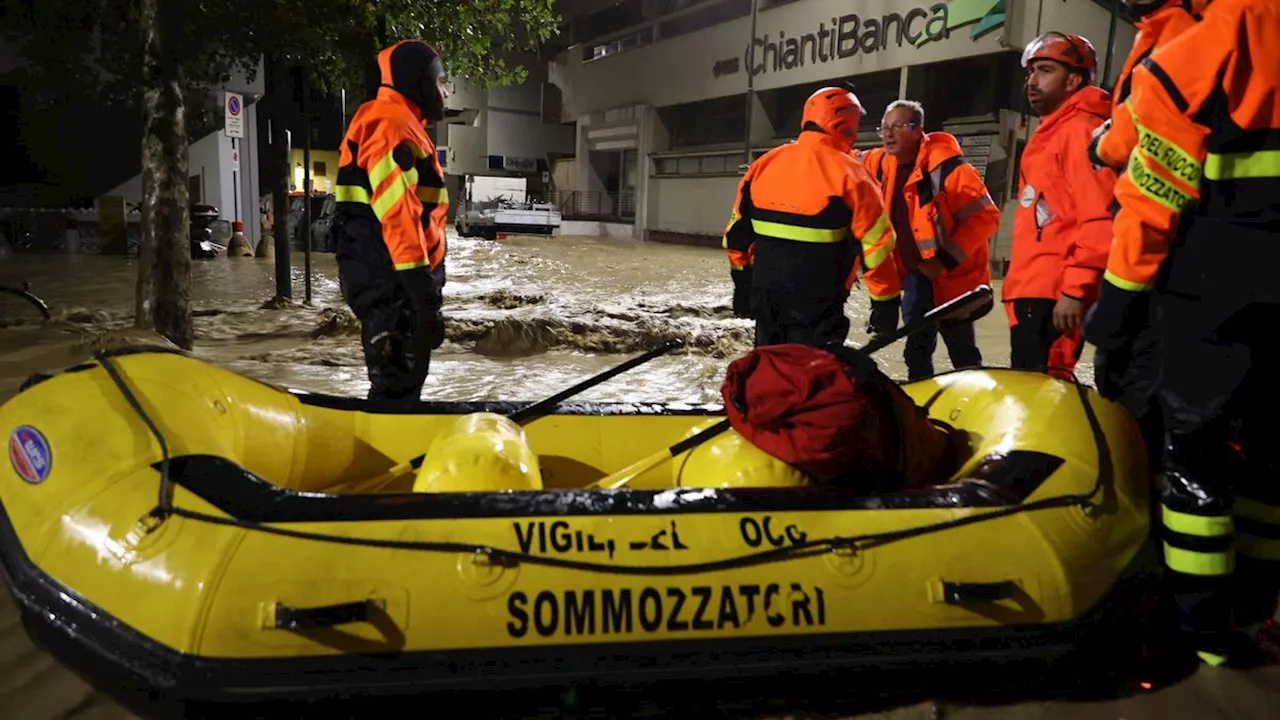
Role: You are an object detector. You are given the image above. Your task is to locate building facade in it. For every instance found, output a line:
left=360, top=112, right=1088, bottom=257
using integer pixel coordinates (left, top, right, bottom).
left=434, top=51, right=578, bottom=220
left=546, top=0, right=1138, bottom=259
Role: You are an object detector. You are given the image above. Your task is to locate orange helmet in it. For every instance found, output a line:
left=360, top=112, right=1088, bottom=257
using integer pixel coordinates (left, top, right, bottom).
left=801, top=87, right=864, bottom=150
left=1021, top=32, right=1098, bottom=84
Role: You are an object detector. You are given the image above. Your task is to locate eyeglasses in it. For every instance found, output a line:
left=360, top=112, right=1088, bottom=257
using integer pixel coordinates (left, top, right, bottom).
left=878, top=122, right=918, bottom=134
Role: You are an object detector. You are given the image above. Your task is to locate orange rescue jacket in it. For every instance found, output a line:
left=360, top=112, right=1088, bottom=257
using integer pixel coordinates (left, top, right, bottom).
left=1092, top=0, right=1206, bottom=171
left=723, top=132, right=901, bottom=302
left=859, top=132, right=1000, bottom=305
left=1104, top=0, right=1280, bottom=295
left=1004, top=86, right=1118, bottom=309
left=334, top=45, right=449, bottom=275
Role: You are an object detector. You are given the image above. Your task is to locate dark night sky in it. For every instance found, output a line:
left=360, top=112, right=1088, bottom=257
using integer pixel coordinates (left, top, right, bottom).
left=1, top=83, right=143, bottom=202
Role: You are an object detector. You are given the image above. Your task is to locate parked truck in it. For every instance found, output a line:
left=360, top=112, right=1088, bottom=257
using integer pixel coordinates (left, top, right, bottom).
left=455, top=174, right=561, bottom=240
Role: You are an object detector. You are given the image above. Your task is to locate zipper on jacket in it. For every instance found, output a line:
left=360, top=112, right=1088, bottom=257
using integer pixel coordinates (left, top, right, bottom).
left=1036, top=192, right=1045, bottom=242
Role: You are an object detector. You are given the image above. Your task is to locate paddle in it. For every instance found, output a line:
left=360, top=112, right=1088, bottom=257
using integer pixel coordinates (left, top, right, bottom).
left=586, top=284, right=995, bottom=491
left=368, top=337, right=687, bottom=484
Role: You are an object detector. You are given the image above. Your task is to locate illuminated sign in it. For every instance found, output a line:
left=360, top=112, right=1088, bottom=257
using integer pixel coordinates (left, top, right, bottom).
left=714, top=0, right=1006, bottom=77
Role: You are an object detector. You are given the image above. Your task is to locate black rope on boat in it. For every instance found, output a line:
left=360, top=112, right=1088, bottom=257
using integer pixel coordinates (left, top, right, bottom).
left=94, top=351, right=174, bottom=523
left=92, top=352, right=1110, bottom=576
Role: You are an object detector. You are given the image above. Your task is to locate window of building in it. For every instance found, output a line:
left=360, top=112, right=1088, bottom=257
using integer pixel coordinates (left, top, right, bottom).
left=652, top=148, right=767, bottom=177
left=576, top=0, right=646, bottom=42
left=657, top=0, right=750, bottom=41
left=659, top=94, right=746, bottom=149
left=585, top=28, right=655, bottom=62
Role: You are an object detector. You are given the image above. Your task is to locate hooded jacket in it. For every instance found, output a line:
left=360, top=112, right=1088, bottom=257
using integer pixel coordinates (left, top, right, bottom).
left=859, top=132, right=999, bottom=305
left=333, top=40, right=448, bottom=317
left=1004, top=86, right=1118, bottom=309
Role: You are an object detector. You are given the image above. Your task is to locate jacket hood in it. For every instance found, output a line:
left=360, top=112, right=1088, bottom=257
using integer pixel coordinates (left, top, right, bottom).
left=799, top=129, right=855, bottom=154
left=919, top=131, right=964, bottom=165
left=376, top=40, right=445, bottom=122
left=1039, top=85, right=1111, bottom=134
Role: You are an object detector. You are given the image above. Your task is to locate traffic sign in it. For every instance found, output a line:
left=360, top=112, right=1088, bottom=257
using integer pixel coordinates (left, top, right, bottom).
left=225, top=92, right=244, bottom=138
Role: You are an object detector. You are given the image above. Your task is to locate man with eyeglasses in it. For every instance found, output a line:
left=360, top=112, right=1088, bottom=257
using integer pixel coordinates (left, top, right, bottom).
left=857, top=100, right=999, bottom=381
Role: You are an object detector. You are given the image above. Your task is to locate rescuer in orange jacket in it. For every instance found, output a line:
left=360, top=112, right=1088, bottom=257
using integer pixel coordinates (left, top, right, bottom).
left=723, top=86, right=900, bottom=349
left=1002, top=32, right=1117, bottom=377
left=859, top=100, right=999, bottom=381
left=1084, top=0, right=1280, bottom=668
left=331, top=40, right=451, bottom=403
left=1087, top=0, right=1205, bottom=468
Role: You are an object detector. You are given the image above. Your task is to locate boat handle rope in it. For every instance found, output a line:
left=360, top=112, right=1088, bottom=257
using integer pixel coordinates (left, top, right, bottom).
left=93, top=351, right=1109, bottom=577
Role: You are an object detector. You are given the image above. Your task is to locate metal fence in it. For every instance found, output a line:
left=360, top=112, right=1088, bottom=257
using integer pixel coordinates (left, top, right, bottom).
left=547, top=190, right=636, bottom=222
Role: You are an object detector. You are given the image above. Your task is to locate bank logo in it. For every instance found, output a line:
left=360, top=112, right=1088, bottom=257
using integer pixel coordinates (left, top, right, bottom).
left=917, top=0, right=1006, bottom=48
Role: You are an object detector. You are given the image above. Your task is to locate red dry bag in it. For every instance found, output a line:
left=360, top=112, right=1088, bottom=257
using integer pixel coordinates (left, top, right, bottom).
left=720, top=343, right=955, bottom=487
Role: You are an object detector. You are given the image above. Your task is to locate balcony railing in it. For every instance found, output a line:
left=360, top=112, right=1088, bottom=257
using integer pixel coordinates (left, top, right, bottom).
left=549, top=190, right=637, bottom=222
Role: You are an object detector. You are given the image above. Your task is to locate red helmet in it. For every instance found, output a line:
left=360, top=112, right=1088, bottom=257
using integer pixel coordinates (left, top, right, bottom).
left=1021, top=32, right=1098, bottom=84
left=801, top=87, right=864, bottom=151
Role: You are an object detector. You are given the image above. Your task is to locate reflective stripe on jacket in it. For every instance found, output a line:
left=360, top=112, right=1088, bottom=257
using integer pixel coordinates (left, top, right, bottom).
left=859, top=132, right=999, bottom=305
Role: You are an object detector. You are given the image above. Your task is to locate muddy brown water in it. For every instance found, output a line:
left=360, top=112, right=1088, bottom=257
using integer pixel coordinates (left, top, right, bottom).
left=0, top=234, right=1276, bottom=719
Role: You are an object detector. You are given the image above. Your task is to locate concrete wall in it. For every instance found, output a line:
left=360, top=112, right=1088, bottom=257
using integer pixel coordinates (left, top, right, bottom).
left=444, top=121, right=487, bottom=177
left=647, top=175, right=739, bottom=236
left=442, top=52, right=576, bottom=178
left=555, top=0, right=1002, bottom=118
left=554, top=0, right=1133, bottom=120
left=487, top=109, right=575, bottom=159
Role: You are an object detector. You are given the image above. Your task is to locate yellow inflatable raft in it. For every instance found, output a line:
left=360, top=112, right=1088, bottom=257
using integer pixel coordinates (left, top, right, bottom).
left=0, top=346, right=1152, bottom=707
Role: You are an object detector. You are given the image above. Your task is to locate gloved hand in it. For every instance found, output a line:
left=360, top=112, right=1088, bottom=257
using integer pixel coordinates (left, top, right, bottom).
left=1083, top=280, right=1144, bottom=351
left=731, top=266, right=753, bottom=319
left=867, top=297, right=901, bottom=337
left=425, top=308, right=446, bottom=350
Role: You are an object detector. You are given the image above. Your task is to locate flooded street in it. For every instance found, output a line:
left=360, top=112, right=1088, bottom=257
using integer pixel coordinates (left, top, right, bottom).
left=0, top=233, right=1276, bottom=719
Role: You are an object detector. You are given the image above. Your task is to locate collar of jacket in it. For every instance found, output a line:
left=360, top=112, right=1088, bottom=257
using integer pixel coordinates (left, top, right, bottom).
left=797, top=130, right=854, bottom=153
left=1138, top=0, right=1205, bottom=22
left=1037, top=85, right=1111, bottom=135
left=375, top=86, right=426, bottom=124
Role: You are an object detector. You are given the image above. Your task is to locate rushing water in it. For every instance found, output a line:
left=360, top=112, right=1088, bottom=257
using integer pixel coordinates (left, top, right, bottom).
left=0, top=232, right=1067, bottom=404
left=0, top=234, right=1277, bottom=720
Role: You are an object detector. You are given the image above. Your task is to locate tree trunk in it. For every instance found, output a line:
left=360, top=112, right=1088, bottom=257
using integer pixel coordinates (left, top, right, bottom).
left=135, top=0, right=193, bottom=349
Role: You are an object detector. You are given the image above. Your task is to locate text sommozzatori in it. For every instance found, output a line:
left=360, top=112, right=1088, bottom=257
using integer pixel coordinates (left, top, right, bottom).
left=507, top=583, right=827, bottom=638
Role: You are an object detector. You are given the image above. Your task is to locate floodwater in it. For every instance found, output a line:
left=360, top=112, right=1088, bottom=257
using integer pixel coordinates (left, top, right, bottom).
left=0, top=233, right=1276, bottom=719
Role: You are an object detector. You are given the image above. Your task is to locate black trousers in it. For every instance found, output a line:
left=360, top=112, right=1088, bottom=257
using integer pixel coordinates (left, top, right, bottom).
left=1008, top=298, right=1086, bottom=377
left=357, top=297, right=440, bottom=403
left=1094, top=292, right=1164, bottom=469
left=751, top=288, right=850, bottom=349
left=901, top=272, right=981, bottom=381
left=1156, top=292, right=1280, bottom=659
